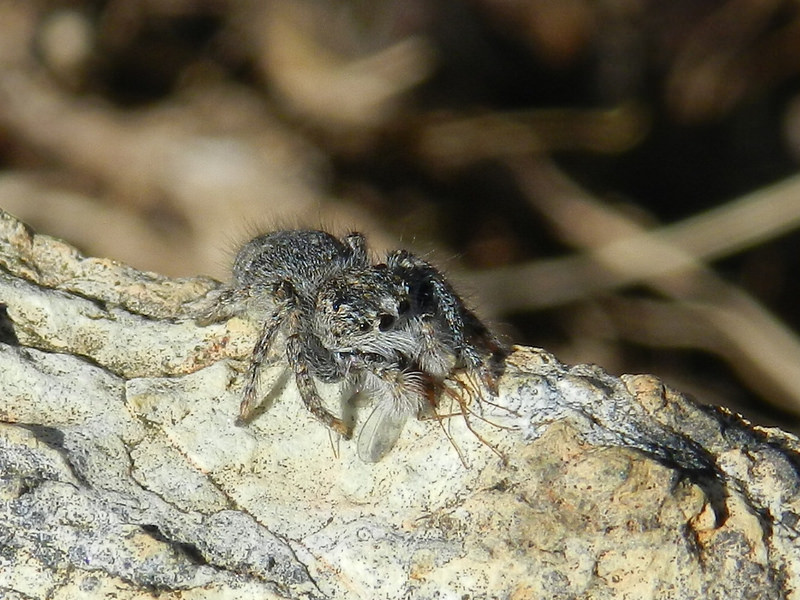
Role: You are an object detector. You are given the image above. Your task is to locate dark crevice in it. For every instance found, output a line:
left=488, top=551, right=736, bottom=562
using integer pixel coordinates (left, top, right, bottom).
left=0, top=304, right=19, bottom=345
left=15, top=424, right=91, bottom=488
left=139, top=524, right=208, bottom=566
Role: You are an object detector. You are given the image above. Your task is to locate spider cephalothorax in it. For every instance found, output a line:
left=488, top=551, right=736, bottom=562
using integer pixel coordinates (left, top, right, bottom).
left=198, top=229, right=506, bottom=461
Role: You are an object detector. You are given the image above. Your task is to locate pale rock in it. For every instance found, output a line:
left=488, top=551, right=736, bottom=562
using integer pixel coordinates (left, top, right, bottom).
left=0, top=210, right=799, bottom=599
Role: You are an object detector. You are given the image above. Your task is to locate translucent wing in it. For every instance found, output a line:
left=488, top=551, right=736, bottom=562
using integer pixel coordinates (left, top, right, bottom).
left=357, top=398, right=411, bottom=463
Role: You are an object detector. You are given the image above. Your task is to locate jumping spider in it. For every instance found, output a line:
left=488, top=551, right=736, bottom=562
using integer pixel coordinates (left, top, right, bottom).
left=198, top=229, right=506, bottom=462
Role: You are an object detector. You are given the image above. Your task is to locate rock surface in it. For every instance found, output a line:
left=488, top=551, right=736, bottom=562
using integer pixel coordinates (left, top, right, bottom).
left=1, top=209, right=799, bottom=599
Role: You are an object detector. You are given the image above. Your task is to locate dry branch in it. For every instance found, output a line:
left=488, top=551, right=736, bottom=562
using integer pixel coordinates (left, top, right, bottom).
left=1, top=210, right=800, bottom=599
left=467, top=158, right=800, bottom=417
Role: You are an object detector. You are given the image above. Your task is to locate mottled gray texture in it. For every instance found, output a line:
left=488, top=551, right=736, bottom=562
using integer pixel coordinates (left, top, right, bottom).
left=1, top=210, right=799, bottom=599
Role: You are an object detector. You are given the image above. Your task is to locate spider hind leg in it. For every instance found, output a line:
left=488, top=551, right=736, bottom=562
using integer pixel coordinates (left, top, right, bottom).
left=238, top=300, right=292, bottom=423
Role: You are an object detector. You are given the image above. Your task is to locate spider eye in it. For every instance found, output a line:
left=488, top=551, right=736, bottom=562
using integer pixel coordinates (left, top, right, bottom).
left=332, top=297, right=343, bottom=311
left=378, top=314, right=395, bottom=331
left=359, top=321, right=371, bottom=332
left=397, top=300, right=410, bottom=315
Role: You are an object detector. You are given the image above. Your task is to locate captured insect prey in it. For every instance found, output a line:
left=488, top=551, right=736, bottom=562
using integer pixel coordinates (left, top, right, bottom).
left=197, top=229, right=507, bottom=462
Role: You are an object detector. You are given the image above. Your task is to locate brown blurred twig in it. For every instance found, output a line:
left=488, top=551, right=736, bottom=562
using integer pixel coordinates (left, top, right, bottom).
left=469, top=159, right=800, bottom=415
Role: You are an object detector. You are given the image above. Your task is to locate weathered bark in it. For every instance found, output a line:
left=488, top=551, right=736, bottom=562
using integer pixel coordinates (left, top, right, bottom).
left=1, top=209, right=799, bottom=600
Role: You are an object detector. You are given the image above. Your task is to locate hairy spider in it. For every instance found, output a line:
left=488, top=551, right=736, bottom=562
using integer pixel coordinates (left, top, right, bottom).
left=198, top=229, right=506, bottom=462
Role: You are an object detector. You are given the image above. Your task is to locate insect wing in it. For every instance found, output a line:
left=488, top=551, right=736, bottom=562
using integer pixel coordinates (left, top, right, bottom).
left=357, top=399, right=411, bottom=462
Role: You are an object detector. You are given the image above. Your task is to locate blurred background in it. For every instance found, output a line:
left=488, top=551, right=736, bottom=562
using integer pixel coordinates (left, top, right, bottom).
left=3, top=0, right=800, bottom=431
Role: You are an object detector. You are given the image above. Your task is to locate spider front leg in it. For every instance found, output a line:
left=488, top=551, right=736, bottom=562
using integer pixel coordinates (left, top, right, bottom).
left=285, top=335, right=352, bottom=439
left=386, top=250, right=504, bottom=391
left=387, top=251, right=474, bottom=355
